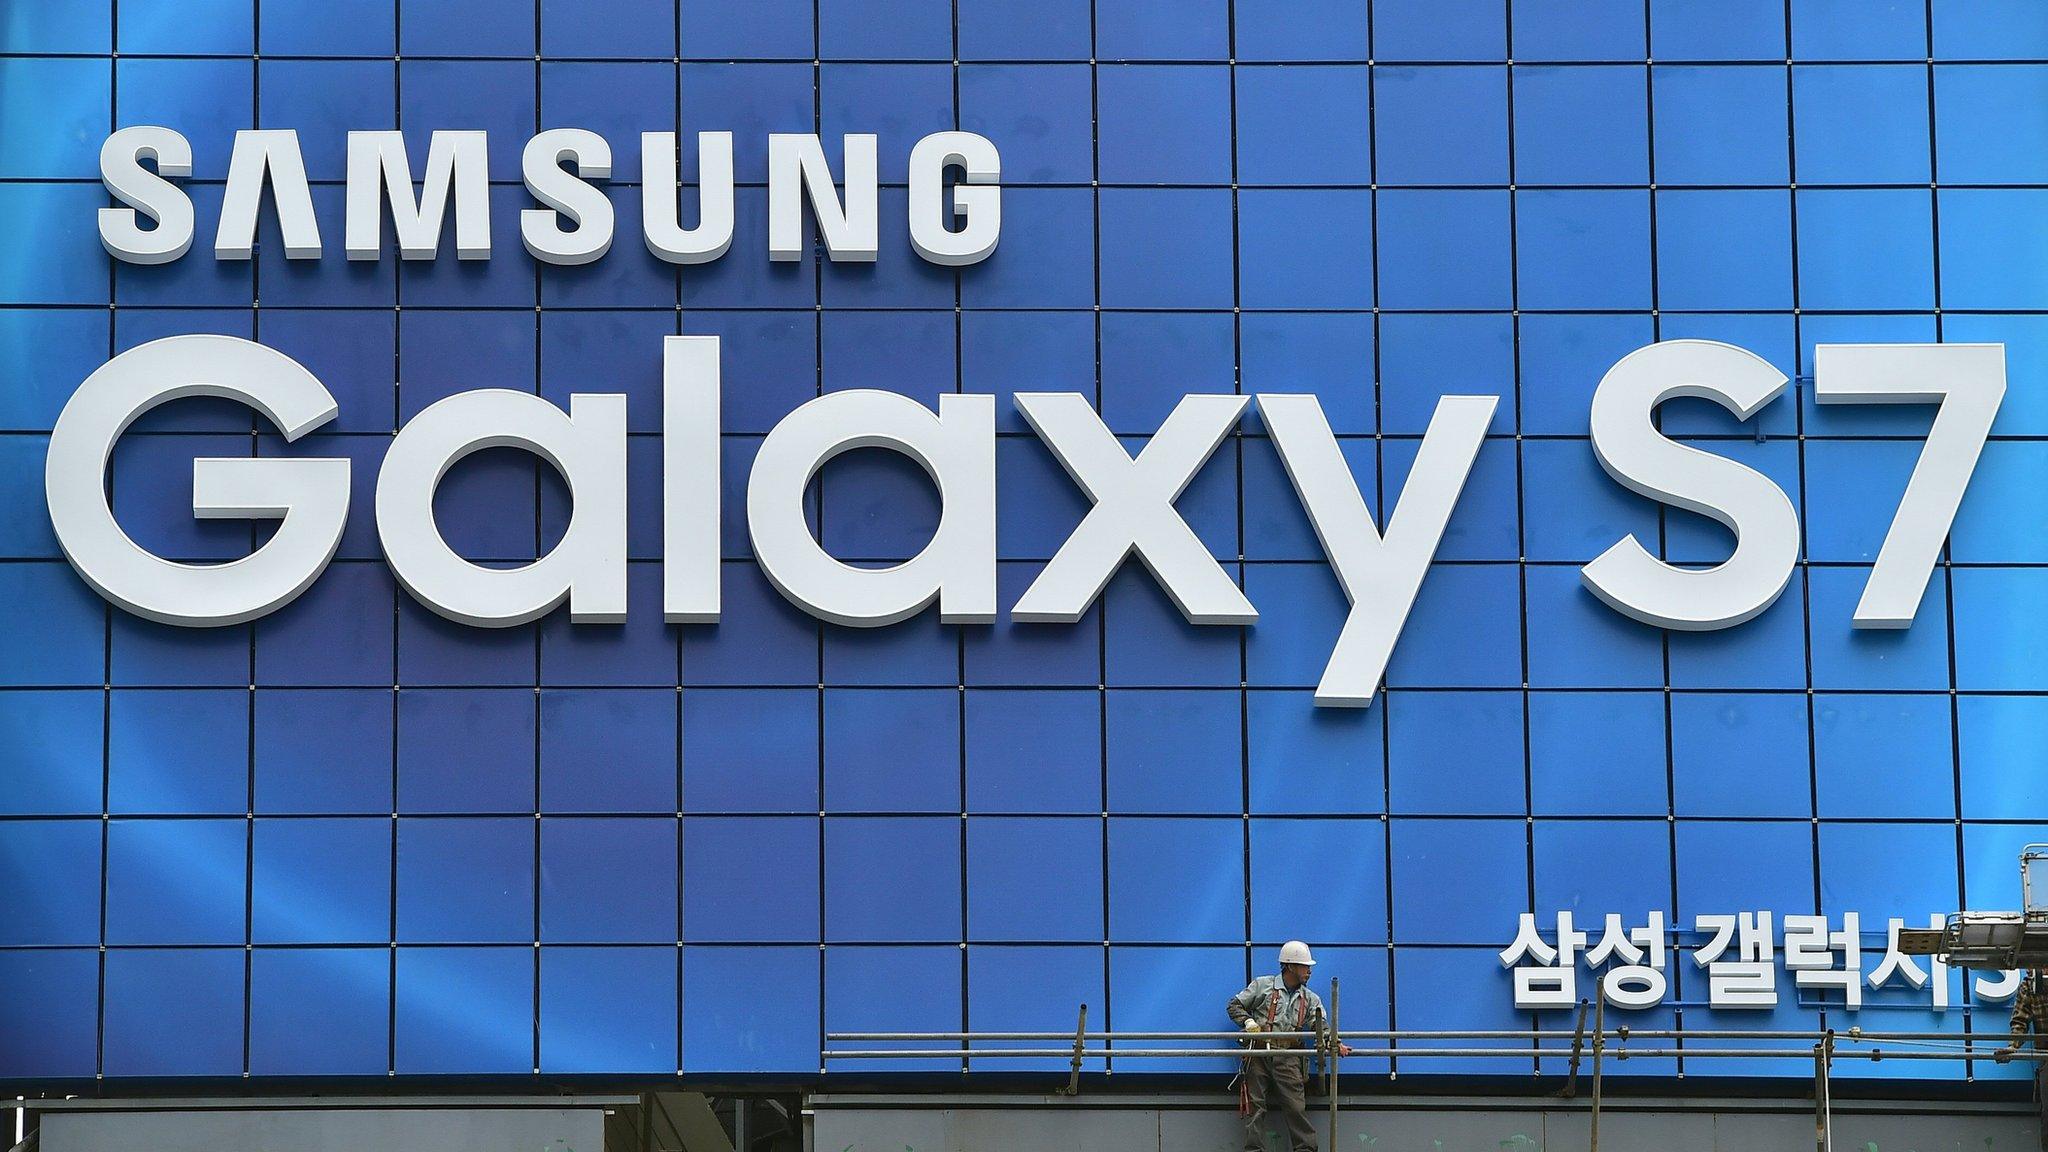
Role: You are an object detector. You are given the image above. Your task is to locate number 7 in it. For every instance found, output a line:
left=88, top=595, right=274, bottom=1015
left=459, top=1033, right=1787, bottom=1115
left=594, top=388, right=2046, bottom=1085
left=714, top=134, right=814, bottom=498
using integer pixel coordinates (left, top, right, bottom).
left=1814, top=343, right=2006, bottom=628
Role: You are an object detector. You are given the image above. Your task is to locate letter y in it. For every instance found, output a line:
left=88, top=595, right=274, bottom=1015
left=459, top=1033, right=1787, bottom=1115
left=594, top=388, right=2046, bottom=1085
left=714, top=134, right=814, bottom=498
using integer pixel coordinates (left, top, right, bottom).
left=1257, top=393, right=1497, bottom=707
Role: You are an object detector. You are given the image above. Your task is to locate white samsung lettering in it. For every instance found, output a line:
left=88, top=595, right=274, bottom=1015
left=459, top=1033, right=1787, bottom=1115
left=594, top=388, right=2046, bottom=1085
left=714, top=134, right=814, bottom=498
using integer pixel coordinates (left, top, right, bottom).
left=39, top=327, right=2006, bottom=712
left=1503, top=909, right=1987, bottom=1015
left=1261, top=392, right=1496, bottom=707
left=1011, top=391, right=1255, bottom=626
left=44, top=335, right=349, bottom=626
left=908, top=130, right=1002, bottom=266
left=1581, top=340, right=1803, bottom=631
left=1814, top=343, right=2004, bottom=627
left=376, top=388, right=628, bottom=627
left=98, top=126, right=196, bottom=265
left=102, top=127, right=997, bottom=267
left=768, top=133, right=879, bottom=263
left=345, top=130, right=492, bottom=260
left=520, top=128, right=615, bottom=266
left=748, top=390, right=997, bottom=626
left=663, top=336, right=722, bottom=623
left=642, top=131, right=736, bottom=265
left=215, top=129, right=321, bottom=260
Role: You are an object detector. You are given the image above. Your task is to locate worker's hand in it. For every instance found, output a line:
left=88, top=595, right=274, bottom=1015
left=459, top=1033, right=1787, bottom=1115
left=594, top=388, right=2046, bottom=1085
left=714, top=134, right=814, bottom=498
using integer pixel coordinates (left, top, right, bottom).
left=1242, top=1019, right=1262, bottom=1033
left=1338, top=1043, right=1354, bottom=1057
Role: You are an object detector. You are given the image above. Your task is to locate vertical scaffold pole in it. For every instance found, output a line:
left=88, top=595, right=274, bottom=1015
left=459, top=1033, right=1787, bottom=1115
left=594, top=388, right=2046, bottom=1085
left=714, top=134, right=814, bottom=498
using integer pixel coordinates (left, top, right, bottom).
left=1328, top=978, right=1340, bottom=1152
left=1814, top=1031, right=1833, bottom=1152
left=1557, top=998, right=1589, bottom=1099
left=1590, top=976, right=1606, bottom=1152
left=1058, top=1003, right=1087, bottom=1097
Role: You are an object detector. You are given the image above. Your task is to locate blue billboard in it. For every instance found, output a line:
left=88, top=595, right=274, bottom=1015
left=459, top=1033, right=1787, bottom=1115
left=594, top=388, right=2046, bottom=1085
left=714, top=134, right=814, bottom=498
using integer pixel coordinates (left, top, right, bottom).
left=4, top=0, right=2048, bottom=1086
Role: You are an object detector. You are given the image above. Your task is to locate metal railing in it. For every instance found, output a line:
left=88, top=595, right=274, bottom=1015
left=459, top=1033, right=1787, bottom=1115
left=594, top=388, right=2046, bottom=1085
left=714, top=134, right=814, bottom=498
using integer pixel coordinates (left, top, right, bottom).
left=824, top=980, right=2048, bottom=1152
left=824, top=1029, right=2048, bottom=1061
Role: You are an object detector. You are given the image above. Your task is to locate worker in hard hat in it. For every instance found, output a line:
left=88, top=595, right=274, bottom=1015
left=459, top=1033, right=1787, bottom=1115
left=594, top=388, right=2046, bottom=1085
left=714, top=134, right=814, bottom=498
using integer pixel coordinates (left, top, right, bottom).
left=1227, top=941, right=1351, bottom=1152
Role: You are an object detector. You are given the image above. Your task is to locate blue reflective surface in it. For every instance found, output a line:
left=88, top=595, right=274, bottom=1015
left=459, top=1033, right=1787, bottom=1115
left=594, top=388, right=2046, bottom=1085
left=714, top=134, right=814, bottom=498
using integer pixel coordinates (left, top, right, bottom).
left=3, top=0, right=2047, bottom=1085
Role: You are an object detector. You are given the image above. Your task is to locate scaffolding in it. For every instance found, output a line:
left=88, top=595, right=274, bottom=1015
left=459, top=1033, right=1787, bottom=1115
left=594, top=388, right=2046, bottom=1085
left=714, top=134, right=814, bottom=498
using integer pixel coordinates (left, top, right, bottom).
left=825, top=982, right=2048, bottom=1152
left=1935, top=845, right=2048, bottom=971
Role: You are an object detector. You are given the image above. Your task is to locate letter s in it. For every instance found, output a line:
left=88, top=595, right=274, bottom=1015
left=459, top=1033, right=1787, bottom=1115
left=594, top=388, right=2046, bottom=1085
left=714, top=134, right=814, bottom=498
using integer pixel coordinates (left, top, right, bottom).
left=1580, top=339, right=1800, bottom=630
left=45, top=335, right=350, bottom=626
left=99, top=126, right=195, bottom=265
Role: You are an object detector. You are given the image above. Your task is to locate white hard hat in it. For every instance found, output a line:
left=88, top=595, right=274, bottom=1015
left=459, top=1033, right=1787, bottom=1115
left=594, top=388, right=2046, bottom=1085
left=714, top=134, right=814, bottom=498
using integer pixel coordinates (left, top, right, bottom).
left=1278, top=940, right=1316, bottom=967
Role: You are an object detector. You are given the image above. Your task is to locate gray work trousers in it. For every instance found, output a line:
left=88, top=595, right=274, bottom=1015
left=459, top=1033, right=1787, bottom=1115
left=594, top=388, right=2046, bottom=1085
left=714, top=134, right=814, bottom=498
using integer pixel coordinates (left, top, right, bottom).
left=1243, top=1052, right=1316, bottom=1152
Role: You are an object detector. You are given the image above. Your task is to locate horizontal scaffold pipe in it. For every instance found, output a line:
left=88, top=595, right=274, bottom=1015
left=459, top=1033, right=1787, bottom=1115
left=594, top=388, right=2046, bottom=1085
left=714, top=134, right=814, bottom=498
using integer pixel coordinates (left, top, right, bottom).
left=824, top=1047, right=2048, bottom=1062
left=828, top=1032, right=1321, bottom=1041
left=826, top=1029, right=2017, bottom=1043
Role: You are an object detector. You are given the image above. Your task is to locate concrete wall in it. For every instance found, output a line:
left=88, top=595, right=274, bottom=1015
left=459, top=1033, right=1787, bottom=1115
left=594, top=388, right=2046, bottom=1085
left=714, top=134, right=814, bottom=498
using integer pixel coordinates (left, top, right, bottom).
left=34, top=1099, right=617, bottom=1152
left=810, top=1092, right=2039, bottom=1152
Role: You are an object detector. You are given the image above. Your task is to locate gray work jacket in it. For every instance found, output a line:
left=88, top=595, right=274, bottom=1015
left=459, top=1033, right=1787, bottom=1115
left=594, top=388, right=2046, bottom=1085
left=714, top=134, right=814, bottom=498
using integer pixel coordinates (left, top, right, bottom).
left=1227, top=974, right=1330, bottom=1055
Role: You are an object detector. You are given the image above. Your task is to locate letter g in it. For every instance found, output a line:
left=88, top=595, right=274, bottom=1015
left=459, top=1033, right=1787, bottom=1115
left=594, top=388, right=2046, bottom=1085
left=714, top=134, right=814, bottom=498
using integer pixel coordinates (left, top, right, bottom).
left=45, top=334, right=350, bottom=626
